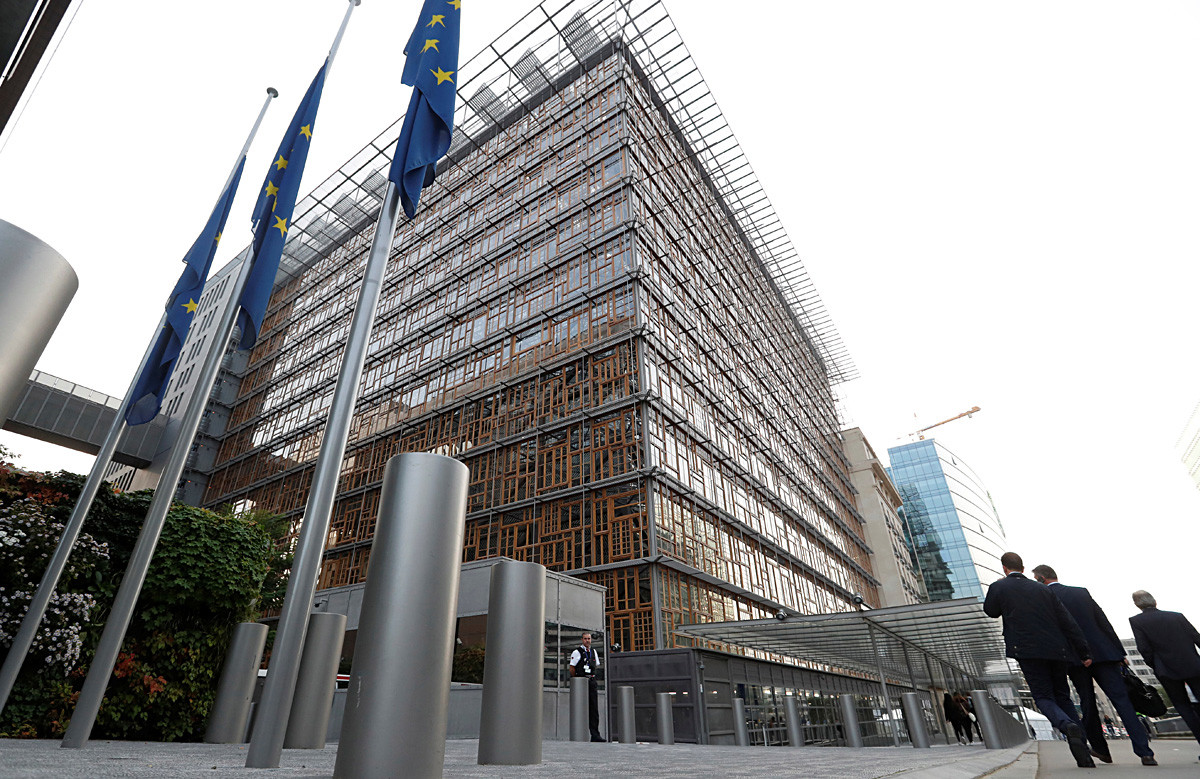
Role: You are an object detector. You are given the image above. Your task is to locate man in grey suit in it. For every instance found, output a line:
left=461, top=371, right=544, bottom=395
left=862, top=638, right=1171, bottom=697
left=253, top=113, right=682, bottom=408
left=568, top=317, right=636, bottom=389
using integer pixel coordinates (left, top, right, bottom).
left=1129, top=590, right=1200, bottom=758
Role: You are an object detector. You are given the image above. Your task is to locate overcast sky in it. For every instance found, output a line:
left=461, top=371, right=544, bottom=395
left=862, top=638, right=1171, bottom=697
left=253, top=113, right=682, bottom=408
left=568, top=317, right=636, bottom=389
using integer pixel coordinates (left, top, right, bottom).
left=2, top=1, right=1197, bottom=638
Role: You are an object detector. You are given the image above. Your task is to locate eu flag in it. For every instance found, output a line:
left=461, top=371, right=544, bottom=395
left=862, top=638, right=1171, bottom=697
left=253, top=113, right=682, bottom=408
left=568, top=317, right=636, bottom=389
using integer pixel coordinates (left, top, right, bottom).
left=390, top=0, right=461, bottom=219
left=237, top=62, right=327, bottom=350
left=126, top=157, right=247, bottom=425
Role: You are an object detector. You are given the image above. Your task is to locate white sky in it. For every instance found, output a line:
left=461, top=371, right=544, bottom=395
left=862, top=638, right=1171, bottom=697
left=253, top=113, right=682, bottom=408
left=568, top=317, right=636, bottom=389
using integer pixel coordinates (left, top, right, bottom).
left=1, top=1, right=1197, bottom=638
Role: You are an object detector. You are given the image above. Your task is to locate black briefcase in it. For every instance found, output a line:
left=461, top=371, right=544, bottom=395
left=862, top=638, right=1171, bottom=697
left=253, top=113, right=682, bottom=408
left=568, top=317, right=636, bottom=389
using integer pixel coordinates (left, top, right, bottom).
left=1122, top=665, right=1168, bottom=717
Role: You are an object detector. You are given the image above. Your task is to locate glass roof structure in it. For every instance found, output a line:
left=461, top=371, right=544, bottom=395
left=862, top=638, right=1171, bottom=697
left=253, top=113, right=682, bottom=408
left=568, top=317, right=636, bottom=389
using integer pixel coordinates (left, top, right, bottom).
left=674, top=598, right=1020, bottom=688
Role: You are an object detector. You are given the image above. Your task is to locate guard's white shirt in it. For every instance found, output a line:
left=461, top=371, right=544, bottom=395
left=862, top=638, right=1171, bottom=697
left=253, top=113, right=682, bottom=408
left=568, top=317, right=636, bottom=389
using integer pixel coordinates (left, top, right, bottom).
left=569, top=646, right=598, bottom=674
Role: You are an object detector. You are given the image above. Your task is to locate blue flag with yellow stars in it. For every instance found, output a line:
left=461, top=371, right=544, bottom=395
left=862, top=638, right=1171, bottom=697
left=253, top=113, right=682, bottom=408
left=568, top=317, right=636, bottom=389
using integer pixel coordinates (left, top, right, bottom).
left=390, top=0, right=461, bottom=218
left=237, top=62, right=327, bottom=350
left=126, top=157, right=247, bottom=425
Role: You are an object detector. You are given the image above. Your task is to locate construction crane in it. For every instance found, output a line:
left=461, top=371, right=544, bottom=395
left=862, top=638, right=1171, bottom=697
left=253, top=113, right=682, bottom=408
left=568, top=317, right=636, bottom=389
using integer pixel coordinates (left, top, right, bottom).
left=908, top=406, right=981, bottom=440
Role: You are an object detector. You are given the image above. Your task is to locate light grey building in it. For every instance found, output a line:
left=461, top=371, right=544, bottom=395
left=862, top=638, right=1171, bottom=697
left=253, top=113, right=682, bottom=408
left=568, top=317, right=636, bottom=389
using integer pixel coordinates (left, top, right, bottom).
left=843, top=427, right=926, bottom=606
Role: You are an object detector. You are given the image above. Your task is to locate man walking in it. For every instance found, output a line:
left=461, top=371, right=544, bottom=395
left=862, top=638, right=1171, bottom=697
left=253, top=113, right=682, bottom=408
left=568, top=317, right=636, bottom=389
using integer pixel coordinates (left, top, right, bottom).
left=984, top=552, right=1095, bottom=768
left=569, top=631, right=605, bottom=742
left=1129, top=590, right=1200, bottom=759
left=1032, top=564, right=1157, bottom=766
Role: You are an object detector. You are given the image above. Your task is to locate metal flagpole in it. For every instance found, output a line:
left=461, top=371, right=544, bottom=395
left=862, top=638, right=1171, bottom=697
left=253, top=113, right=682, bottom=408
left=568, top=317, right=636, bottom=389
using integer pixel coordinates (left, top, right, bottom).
left=58, top=86, right=278, bottom=748
left=248, top=21, right=415, bottom=767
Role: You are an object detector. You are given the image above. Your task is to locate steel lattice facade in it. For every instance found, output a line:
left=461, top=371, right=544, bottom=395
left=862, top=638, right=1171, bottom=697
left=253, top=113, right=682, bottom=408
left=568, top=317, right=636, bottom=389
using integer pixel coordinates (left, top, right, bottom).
left=202, top=0, right=877, bottom=652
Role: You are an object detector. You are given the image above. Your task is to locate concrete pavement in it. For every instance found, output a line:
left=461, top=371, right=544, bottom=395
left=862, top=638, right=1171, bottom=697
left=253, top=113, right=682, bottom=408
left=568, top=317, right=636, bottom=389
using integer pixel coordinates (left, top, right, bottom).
left=0, top=738, right=1029, bottom=778
left=1032, top=739, right=1200, bottom=777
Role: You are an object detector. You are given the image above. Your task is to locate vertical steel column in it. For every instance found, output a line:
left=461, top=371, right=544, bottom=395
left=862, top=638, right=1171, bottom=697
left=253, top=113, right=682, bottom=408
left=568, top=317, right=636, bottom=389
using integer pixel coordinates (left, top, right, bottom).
left=332, top=453, right=468, bottom=779
left=570, top=676, right=590, bottom=742
left=616, top=686, right=635, bottom=743
left=924, top=653, right=950, bottom=745
left=732, top=697, right=750, bottom=746
left=901, top=692, right=930, bottom=748
left=205, top=622, right=268, bottom=744
left=282, top=612, right=345, bottom=749
left=477, top=560, right=546, bottom=766
left=784, top=695, right=804, bottom=747
left=866, top=622, right=902, bottom=747
left=838, top=694, right=863, bottom=748
left=0, top=220, right=76, bottom=422
left=656, top=692, right=674, bottom=744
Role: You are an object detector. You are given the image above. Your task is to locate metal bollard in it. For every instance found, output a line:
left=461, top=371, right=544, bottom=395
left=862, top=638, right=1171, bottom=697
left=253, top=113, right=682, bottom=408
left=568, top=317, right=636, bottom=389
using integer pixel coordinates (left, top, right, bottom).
left=900, top=692, right=930, bottom=748
left=0, top=220, right=77, bottom=423
left=732, top=697, right=750, bottom=746
left=283, top=612, right=346, bottom=749
left=784, top=695, right=804, bottom=747
left=656, top=692, right=675, bottom=745
left=570, top=676, right=590, bottom=742
left=205, top=622, right=268, bottom=744
left=970, top=690, right=1004, bottom=749
left=332, top=454, right=469, bottom=779
left=839, top=694, right=864, bottom=748
left=617, top=686, right=636, bottom=743
left=477, top=560, right=546, bottom=765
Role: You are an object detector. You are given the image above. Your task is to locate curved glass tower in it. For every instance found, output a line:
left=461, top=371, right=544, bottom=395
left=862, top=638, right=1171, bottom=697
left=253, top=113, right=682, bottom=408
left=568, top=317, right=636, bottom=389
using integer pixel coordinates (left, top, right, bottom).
left=886, top=439, right=1006, bottom=601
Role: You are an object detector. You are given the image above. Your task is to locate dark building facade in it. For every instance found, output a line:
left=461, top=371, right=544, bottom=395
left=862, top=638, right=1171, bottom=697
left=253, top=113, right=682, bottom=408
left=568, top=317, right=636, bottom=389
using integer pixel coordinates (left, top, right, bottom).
left=202, top=0, right=876, bottom=653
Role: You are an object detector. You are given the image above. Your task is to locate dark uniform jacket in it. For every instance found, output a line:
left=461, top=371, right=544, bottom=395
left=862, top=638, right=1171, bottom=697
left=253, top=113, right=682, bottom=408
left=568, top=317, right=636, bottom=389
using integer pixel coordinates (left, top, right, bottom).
left=1047, top=582, right=1125, bottom=664
left=1129, top=607, right=1200, bottom=680
left=983, top=572, right=1090, bottom=663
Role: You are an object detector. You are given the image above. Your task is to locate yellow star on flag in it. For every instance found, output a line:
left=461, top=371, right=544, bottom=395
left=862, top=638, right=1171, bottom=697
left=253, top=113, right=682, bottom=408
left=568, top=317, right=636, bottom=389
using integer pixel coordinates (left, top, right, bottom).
left=422, top=39, right=439, bottom=53
left=299, top=124, right=312, bottom=140
left=431, top=66, right=455, bottom=85
left=426, top=14, right=445, bottom=27
left=265, top=180, right=280, bottom=197
left=447, top=0, right=461, bottom=9
left=273, top=215, right=288, bottom=236
left=214, top=232, right=222, bottom=244
left=182, top=298, right=199, bottom=314
left=274, top=155, right=288, bottom=170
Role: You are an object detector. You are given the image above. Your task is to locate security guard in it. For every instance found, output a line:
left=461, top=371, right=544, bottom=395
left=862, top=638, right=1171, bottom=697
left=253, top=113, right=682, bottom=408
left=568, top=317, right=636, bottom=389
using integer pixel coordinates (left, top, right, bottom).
left=569, top=631, right=604, bottom=742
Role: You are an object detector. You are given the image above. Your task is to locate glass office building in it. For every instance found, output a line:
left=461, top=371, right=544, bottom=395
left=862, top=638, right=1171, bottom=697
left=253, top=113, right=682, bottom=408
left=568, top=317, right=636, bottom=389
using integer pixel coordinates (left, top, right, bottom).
left=200, top=0, right=878, bottom=653
left=886, top=439, right=1006, bottom=601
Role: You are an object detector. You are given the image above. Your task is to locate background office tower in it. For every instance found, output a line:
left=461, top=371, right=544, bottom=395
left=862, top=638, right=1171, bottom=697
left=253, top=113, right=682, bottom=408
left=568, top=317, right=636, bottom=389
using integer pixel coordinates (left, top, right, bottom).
left=1178, top=401, right=1200, bottom=491
left=843, top=427, right=926, bottom=606
left=198, top=0, right=877, bottom=652
left=886, top=439, right=1007, bottom=601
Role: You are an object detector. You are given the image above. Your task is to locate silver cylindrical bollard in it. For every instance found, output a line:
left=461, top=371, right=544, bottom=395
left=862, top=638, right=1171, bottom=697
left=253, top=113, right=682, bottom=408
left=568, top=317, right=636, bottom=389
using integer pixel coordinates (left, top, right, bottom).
left=656, top=692, right=675, bottom=745
left=0, top=220, right=77, bottom=423
left=732, top=697, right=750, bottom=746
left=477, top=560, right=546, bottom=765
left=570, top=676, right=591, bottom=742
left=970, top=690, right=1003, bottom=749
left=784, top=695, right=804, bottom=747
left=205, top=622, right=268, bottom=743
left=333, top=454, right=468, bottom=779
left=283, top=611, right=346, bottom=749
left=617, top=685, right=635, bottom=743
left=839, top=694, right=864, bottom=748
left=901, top=692, right=930, bottom=748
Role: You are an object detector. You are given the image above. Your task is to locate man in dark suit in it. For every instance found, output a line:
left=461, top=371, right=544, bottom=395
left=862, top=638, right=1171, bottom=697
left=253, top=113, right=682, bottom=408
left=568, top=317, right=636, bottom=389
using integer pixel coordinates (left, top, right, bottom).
left=984, top=552, right=1095, bottom=768
left=1033, top=565, right=1156, bottom=766
left=1129, top=590, right=1200, bottom=757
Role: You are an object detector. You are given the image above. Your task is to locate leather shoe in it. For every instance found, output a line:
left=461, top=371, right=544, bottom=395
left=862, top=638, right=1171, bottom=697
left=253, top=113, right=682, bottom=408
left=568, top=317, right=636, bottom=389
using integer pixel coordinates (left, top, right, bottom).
left=1140, top=755, right=1158, bottom=766
left=1090, top=748, right=1113, bottom=764
left=1064, top=725, right=1095, bottom=768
